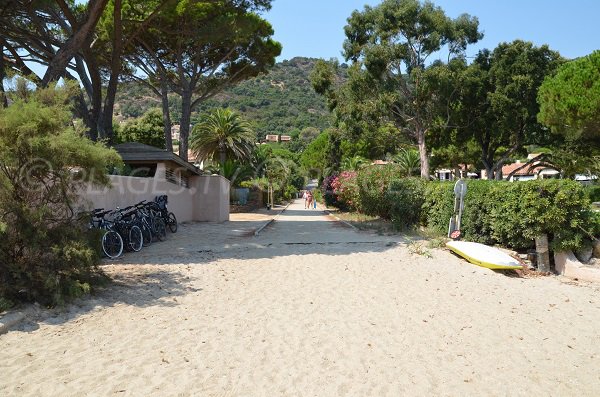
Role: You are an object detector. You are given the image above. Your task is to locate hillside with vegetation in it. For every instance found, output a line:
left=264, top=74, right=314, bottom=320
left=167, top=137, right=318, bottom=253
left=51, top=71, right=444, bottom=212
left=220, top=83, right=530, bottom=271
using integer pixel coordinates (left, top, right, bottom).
left=115, top=57, right=345, bottom=139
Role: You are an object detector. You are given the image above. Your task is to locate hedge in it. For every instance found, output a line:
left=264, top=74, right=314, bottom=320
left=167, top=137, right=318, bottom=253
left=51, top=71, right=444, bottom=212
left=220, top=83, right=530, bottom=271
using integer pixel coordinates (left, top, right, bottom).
left=324, top=164, right=597, bottom=251
left=423, top=179, right=594, bottom=251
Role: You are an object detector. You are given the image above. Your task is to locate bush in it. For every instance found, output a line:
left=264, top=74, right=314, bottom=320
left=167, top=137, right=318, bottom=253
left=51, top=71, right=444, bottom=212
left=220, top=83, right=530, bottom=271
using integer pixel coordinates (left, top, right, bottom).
left=332, top=171, right=360, bottom=211
left=386, top=178, right=428, bottom=230
left=321, top=173, right=340, bottom=208
left=356, top=164, right=403, bottom=218
left=0, top=85, right=121, bottom=306
left=584, top=184, right=600, bottom=203
left=327, top=163, right=595, bottom=251
left=423, top=179, right=594, bottom=251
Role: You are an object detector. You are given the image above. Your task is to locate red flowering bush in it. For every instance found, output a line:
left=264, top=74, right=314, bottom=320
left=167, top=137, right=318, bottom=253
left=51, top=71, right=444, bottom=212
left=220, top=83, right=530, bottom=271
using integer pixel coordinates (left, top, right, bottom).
left=332, top=171, right=360, bottom=211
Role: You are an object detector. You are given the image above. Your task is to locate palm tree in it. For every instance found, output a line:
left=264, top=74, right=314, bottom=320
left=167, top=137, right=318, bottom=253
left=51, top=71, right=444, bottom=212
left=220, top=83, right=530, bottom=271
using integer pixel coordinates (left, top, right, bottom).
left=394, top=148, right=421, bottom=177
left=341, top=155, right=368, bottom=171
left=190, top=108, right=255, bottom=167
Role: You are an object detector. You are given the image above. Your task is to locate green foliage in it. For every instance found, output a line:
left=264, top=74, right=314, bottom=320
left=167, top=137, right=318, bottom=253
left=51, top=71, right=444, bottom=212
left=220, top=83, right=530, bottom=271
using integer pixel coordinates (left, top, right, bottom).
left=340, top=155, right=368, bottom=171
left=117, top=57, right=338, bottom=137
left=330, top=163, right=594, bottom=250
left=116, top=108, right=165, bottom=148
left=584, top=184, right=600, bottom=203
left=538, top=50, right=600, bottom=141
left=423, top=180, right=594, bottom=251
left=449, top=41, right=563, bottom=178
left=0, top=85, right=121, bottom=306
left=386, top=178, right=428, bottom=230
left=394, top=148, right=420, bottom=177
left=356, top=164, right=403, bottom=219
left=191, top=108, right=255, bottom=165
left=300, top=131, right=330, bottom=171
left=338, top=0, right=482, bottom=178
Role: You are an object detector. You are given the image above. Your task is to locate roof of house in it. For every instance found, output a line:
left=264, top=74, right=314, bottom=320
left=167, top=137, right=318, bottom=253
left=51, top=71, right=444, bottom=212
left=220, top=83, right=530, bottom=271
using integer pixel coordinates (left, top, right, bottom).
left=501, top=161, right=557, bottom=177
left=115, top=142, right=201, bottom=175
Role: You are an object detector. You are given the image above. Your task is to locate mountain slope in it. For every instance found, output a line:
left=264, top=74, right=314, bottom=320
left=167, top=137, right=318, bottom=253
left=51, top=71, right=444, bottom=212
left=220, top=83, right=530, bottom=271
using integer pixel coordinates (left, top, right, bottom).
left=115, top=57, right=343, bottom=138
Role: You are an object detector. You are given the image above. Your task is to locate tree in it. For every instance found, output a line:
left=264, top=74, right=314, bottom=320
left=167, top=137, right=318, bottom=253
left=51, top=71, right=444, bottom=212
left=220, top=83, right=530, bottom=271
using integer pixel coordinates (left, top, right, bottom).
left=340, top=155, right=368, bottom=171
left=116, top=108, right=165, bottom=148
left=451, top=41, right=563, bottom=179
left=538, top=50, right=600, bottom=141
left=190, top=108, right=255, bottom=167
left=340, top=0, right=482, bottom=178
left=0, top=0, right=168, bottom=142
left=394, top=148, right=420, bottom=176
left=128, top=0, right=281, bottom=159
left=300, top=131, right=330, bottom=172
left=0, top=83, right=121, bottom=305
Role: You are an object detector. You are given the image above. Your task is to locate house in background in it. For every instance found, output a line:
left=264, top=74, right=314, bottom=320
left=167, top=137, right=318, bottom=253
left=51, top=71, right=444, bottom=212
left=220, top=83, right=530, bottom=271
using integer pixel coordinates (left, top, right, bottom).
left=482, top=153, right=561, bottom=181
left=435, top=165, right=479, bottom=181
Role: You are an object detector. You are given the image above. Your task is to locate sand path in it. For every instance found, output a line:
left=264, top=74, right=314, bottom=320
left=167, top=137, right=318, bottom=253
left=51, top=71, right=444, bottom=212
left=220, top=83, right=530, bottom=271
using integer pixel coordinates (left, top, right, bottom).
left=2, top=199, right=600, bottom=396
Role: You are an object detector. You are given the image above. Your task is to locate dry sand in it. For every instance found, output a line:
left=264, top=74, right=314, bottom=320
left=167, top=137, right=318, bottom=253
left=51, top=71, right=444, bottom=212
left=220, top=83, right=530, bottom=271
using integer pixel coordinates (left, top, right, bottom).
left=2, top=200, right=600, bottom=396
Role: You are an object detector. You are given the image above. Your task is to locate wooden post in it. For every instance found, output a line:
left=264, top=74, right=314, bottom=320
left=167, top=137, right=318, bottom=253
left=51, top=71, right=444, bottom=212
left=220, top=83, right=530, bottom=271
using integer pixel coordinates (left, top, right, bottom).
left=535, top=234, right=550, bottom=272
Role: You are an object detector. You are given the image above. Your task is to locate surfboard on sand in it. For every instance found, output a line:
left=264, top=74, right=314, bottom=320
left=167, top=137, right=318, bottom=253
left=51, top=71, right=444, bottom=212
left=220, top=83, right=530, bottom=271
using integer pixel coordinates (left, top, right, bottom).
left=446, top=241, right=523, bottom=270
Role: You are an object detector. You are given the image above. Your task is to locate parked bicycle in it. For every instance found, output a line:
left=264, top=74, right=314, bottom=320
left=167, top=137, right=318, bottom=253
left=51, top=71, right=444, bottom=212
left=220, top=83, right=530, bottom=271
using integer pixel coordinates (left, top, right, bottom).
left=154, top=195, right=178, bottom=233
left=134, top=200, right=166, bottom=243
left=88, top=208, right=123, bottom=259
left=112, top=206, right=144, bottom=252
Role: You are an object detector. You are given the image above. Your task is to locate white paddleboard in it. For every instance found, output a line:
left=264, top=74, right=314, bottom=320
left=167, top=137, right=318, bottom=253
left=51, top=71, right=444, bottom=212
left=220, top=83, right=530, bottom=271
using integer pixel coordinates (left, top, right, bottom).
left=446, top=241, right=523, bottom=270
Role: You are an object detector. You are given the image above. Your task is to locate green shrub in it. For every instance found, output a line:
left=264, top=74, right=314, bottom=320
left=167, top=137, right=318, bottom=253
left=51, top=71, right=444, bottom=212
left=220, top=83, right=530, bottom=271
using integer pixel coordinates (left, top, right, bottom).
left=0, top=85, right=121, bottom=306
left=584, top=184, right=600, bottom=203
left=387, top=178, right=427, bottom=229
left=356, top=164, right=403, bottom=218
left=422, top=179, right=594, bottom=251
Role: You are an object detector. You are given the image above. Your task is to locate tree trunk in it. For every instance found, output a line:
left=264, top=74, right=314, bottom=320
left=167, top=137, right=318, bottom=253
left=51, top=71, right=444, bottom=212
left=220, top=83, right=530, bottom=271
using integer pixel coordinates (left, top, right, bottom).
left=0, top=44, right=7, bottom=108
left=179, top=89, right=193, bottom=162
left=99, top=0, right=122, bottom=144
left=417, top=130, right=429, bottom=179
left=219, top=149, right=226, bottom=167
left=535, top=234, right=550, bottom=272
left=41, top=0, right=109, bottom=86
left=160, top=77, right=173, bottom=152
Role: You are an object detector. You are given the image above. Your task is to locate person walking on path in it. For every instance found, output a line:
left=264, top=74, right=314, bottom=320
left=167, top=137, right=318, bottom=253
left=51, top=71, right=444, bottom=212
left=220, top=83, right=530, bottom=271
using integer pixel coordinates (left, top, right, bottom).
left=302, top=190, right=308, bottom=209
left=306, top=190, right=313, bottom=210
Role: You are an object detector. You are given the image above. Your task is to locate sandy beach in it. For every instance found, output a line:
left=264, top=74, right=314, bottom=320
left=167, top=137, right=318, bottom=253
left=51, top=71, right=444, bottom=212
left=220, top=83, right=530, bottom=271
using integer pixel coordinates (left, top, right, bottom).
left=2, top=200, right=600, bottom=396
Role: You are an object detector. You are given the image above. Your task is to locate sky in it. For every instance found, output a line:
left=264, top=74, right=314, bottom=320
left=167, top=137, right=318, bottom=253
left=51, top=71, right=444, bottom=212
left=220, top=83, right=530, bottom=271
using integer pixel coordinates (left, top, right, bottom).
left=264, top=0, right=600, bottom=62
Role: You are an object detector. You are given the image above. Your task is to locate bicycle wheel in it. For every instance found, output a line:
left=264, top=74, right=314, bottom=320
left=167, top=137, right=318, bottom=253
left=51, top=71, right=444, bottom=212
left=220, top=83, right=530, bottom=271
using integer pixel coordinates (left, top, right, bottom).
left=167, top=212, right=178, bottom=233
left=141, top=222, right=153, bottom=247
left=102, top=230, right=123, bottom=259
left=155, top=218, right=167, bottom=241
left=128, top=225, right=143, bottom=252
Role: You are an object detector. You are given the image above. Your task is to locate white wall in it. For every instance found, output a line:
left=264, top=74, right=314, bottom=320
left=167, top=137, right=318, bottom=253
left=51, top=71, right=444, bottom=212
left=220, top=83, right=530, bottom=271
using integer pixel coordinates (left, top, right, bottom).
left=79, top=166, right=229, bottom=223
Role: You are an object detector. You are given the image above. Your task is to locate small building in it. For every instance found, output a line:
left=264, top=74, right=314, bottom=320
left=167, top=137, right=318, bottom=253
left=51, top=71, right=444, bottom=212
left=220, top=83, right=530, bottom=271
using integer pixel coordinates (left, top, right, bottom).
left=80, top=142, right=229, bottom=223
left=115, top=142, right=201, bottom=188
left=265, top=134, right=279, bottom=142
left=280, top=135, right=292, bottom=142
left=435, top=165, right=478, bottom=181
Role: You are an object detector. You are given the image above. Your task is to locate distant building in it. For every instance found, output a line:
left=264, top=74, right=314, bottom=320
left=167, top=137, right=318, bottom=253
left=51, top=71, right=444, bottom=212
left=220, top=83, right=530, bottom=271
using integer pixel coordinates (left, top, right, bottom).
left=280, top=135, right=292, bottom=142
left=265, top=134, right=279, bottom=142
left=481, top=157, right=560, bottom=181
left=435, top=165, right=478, bottom=181
left=371, top=160, right=389, bottom=165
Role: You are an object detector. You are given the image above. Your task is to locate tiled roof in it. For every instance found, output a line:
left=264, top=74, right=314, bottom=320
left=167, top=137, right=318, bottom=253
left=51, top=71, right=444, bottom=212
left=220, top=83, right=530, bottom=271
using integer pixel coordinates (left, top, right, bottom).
left=501, top=162, right=553, bottom=177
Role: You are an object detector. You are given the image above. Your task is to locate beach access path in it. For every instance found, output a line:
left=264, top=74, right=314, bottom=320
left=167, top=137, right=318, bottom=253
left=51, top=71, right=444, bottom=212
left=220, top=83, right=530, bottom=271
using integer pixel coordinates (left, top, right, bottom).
left=1, top=199, right=600, bottom=396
